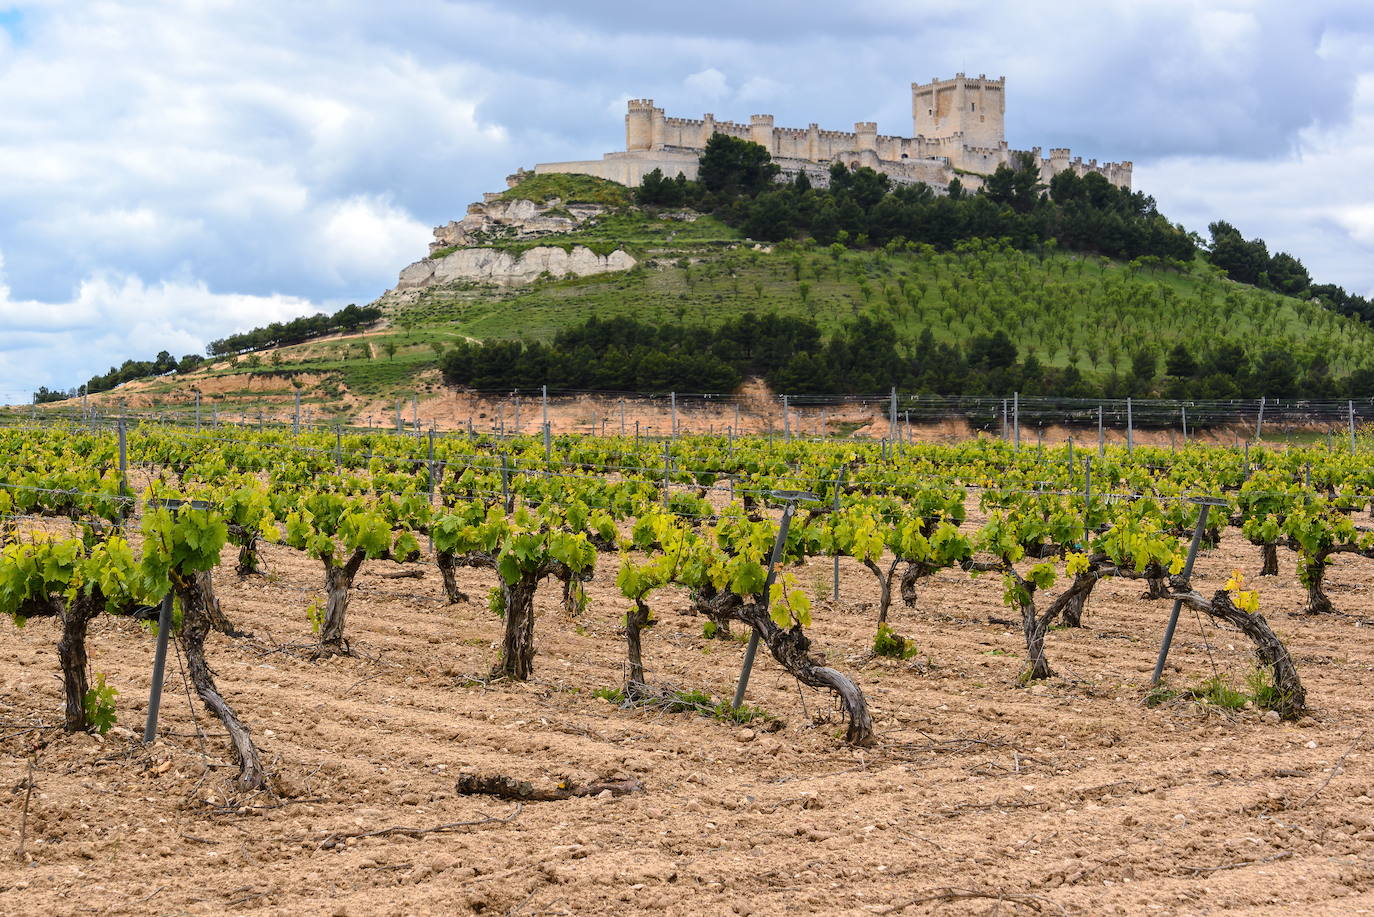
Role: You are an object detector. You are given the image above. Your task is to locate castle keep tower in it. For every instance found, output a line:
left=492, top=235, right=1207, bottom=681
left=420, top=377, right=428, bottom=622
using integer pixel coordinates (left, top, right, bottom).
left=912, top=74, right=1005, bottom=148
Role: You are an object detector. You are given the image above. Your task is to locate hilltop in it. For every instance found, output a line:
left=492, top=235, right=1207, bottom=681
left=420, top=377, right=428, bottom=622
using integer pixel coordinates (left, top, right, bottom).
left=38, top=164, right=1374, bottom=427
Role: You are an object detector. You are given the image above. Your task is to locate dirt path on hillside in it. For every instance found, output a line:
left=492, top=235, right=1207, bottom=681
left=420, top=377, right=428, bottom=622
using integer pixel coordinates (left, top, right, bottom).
left=3, top=512, right=1374, bottom=915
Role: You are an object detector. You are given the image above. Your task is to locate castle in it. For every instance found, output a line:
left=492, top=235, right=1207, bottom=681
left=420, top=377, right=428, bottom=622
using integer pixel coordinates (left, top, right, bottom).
left=535, top=74, right=1132, bottom=192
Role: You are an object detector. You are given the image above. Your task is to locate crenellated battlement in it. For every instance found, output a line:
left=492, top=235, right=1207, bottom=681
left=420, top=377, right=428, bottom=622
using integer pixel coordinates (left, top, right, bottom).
left=541, top=74, right=1131, bottom=193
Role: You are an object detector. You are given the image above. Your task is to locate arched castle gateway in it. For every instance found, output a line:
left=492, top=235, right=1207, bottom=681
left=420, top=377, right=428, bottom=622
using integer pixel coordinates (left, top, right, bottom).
left=535, top=74, right=1131, bottom=192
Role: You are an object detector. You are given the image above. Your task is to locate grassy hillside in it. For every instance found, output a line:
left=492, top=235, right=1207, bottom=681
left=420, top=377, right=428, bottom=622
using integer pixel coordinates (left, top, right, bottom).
left=420, top=237, right=1374, bottom=379
left=71, top=176, right=1374, bottom=416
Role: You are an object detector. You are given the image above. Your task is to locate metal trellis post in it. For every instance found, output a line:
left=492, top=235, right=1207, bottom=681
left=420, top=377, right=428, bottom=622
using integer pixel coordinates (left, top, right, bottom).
left=1151, top=500, right=1223, bottom=686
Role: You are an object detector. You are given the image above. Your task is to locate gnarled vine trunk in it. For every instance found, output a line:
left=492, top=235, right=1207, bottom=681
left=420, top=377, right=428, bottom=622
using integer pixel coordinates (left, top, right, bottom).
left=1142, top=575, right=1170, bottom=600
left=1018, top=572, right=1101, bottom=681
left=436, top=550, right=470, bottom=604
left=625, top=599, right=652, bottom=698
left=172, top=571, right=265, bottom=790
left=495, top=577, right=539, bottom=680
left=317, top=549, right=367, bottom=657
left=702, top=590, right=875, bottom=747
left=1060, top=573, right=1097, bottom=628
left=195, top=568, right=242, bottom=637
left=1300, top=555, right=1334, bottom=615
left=57, top=602, right=96, bottom=732
left=690, top=586, right=734, bottom=638
left=1176, top=588, right=1306, bottom=719
left=862, top=557, right=899, bottom=625
left=230, top=525, right=263, bottom=576
left=1259, top=542, right=1279, bottom=576
left=899, top=563, right=921, bottom=607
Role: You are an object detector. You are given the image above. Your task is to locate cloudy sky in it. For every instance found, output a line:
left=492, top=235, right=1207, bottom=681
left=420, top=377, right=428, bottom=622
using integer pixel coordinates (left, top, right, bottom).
left=2, top=0, right=1373, bottom=401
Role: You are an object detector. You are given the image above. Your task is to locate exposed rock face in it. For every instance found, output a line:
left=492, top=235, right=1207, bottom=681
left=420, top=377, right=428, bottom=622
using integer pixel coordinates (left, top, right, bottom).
left=430, top=197, right=609, bottom=253
left=397, top=246, right=637, bottom=289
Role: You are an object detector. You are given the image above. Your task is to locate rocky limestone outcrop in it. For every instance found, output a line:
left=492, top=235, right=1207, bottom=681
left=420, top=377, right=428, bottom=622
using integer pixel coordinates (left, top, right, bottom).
left=430, top=197, right=609, bottom=253
left=398, top=246, right=637, bottom=289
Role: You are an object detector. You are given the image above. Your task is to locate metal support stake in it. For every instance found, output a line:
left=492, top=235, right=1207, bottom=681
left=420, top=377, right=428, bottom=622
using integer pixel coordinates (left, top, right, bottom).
left=1126, top=397, right=1133, bottom=456
left=1097, top=405, right=1104, bottom=455
left=542, top=385, right=548, bottom=431
left=662, top=441, right=671, bottom=509
left=733, top=492, right=816, bottom=710
left=832, top=468, right=846, bottom=602
left=142, top=497, right=206, bottom=743
left=783, top=394, right=790, bottom=442
left=143, top=590, right=174, bottom=744
left=1083, top=457, right=1092, bottom=546
left=671, top=391, right=677, bottom=438
left=1013, top=392, right=1020, bottom=450
left=1181, top=405, right=1188, bottom=442
left=117, top=418, right=128, bottom=498
left=889, top=388, right=897, bottom=442
left=1350, top=401, right=1357, bottom=452
left=501, top=454, right=511, bottom=513
left=544, top=422, right=551, bottom=468
left=1256, top=396, right=1265, bottom=441
left=1151, top=501, right=1218, bottom=686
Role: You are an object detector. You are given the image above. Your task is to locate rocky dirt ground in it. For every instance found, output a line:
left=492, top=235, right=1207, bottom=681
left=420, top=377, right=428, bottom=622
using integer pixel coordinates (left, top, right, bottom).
left=2, top=523, right=1374, bottom=916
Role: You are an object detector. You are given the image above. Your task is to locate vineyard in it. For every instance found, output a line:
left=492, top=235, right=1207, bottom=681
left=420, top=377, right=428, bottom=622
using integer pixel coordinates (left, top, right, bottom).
left=3, top=420, right=1374, bottom=914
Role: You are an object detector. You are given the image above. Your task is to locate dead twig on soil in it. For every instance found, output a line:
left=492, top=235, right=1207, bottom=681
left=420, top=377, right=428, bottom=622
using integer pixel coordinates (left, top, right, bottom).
left=1294, top=730, right=1365, bottom=808
left=1184, top=850, right=1292, bottom=875
left=317, top=804, right=522, bottom=849
left=15, top=758, right=34, bottom=860
left=876, top=886, right=1067, bottom=915
left=456, top=773, right=642, bottom=802
left=934, top=796, right=1047, bottom=818
left=345, top=671, right=388, bottom=693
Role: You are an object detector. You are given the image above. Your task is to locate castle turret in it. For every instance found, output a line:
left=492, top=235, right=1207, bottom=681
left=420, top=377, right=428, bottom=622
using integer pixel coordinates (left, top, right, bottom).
left=626, top=99, right=656, bottom=152
left=750, top=114, right=775, bottom=154
left=855, top=121, right=877, bottom=152
left=700, top=113, right=716, bottom=148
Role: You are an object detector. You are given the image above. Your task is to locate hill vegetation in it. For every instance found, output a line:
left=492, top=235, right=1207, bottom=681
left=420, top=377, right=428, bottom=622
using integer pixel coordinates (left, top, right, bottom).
left=36, top=136, right=1374, bottom=408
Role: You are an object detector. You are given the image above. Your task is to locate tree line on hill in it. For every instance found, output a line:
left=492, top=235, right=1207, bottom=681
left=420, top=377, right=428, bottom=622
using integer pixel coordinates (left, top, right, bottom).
left=41, top=303, right=384, bottom=401
left=441, top=314, right=1374, bottom=400
left=637, top=134, right=1195, bottom=265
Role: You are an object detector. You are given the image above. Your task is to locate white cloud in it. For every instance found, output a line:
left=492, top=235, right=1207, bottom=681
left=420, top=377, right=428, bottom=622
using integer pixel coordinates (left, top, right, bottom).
left=1140, top=70, right=1374, bottom=298
left=737, top=76, right=785, bottom=102
left=684, top=67, right=730, bottom=100
left=0, top=252, right=323, bottom=402
left=315, top=195, right=433, bottom=285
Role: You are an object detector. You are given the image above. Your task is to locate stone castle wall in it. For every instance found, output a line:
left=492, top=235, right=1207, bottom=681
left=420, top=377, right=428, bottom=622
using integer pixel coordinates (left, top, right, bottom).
left=537, top=75, right=1132, bottom=193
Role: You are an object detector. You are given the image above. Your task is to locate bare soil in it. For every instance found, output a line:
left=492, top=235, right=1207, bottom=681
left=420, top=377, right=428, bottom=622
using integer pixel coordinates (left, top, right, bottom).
left=3, top=527, right=1374, bottom=915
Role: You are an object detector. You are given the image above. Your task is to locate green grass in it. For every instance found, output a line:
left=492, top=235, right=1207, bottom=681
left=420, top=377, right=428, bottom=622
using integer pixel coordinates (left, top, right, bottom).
left=593, top=686, right=772, bottom=725
left=498, top=173, right=631, bottom=207
left=873, top=623, right=920, bottom=659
